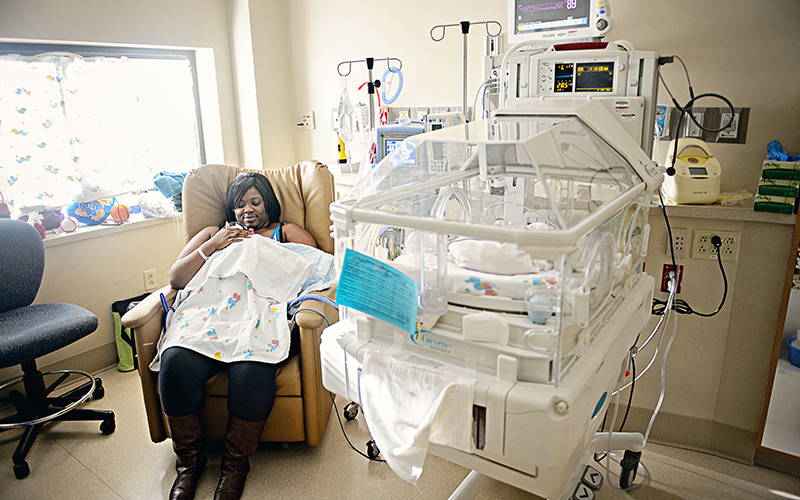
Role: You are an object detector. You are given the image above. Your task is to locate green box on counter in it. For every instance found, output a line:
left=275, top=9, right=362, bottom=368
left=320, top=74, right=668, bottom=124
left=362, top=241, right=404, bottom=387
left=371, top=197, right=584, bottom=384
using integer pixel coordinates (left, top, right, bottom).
left=761, top=160, right=800, bottom=181
left=758, top=178, right=800, bottom=197
left=754, top=194, right=797, bottom=214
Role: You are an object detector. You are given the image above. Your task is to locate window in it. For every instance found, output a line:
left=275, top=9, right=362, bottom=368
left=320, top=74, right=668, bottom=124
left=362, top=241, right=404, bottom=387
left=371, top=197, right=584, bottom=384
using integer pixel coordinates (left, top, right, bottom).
left=0, top=43, right=204, bottom=216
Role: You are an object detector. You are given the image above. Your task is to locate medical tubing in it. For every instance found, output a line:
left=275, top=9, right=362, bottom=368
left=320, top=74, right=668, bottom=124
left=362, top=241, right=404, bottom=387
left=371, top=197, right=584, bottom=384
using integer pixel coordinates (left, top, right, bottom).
left=618, top=351, right=636, bottom=432
left=603, top=364, right=625, bottom=488
left=644, top=298, right=680, bottom=445
left=614, top=284, right=676, bottom=395
left=329, top=393, right=386, bottom=462
left=292, top=308, right=330, bottom=327
left=381, top=66, right=403, bottom=105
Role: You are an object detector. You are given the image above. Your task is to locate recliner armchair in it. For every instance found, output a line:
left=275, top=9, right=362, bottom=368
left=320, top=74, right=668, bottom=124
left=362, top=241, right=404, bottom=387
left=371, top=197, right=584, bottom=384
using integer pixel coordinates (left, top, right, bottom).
left=0, top=219, right=115, bottom=479
left=121, top=161, right=338, bottom=445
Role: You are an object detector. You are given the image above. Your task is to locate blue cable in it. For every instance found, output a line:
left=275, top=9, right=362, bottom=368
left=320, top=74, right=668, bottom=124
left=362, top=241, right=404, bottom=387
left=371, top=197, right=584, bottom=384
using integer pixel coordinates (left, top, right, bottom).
left=381, top=66, right=403, bottom=105
left=292, top=308, right=331, bottom=327
left=288, top=294, right=339, bottom=310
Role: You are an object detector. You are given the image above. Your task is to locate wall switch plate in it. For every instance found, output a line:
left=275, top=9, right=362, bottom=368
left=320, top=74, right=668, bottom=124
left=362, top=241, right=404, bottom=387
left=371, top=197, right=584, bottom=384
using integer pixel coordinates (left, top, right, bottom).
left=296, top=111, right=315, bottom=130
left=691, top=230, right=740, bottom=261
left=666, top=227, right=689, bottom=259
left=143, top=269, right=157, bottom=291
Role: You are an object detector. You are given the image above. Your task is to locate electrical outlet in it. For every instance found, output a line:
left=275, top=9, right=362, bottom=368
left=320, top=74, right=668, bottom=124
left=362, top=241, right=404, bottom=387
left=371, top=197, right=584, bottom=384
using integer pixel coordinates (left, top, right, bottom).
left=661, top=264, right=684, bottom=293
left=666, top=227, right=688, bottom=259
left=143, top=269, right=157, bottom=291
left=296, top=111, right=315, bottom=130
left=691, top=230, right=740, bottom=261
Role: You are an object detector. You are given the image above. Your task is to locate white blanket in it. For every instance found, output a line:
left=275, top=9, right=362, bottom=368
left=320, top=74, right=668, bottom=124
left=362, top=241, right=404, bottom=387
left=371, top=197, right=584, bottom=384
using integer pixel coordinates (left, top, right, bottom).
left=360, top=350, right=474, bottom=484
left=151, top=237, right=334, bottom=369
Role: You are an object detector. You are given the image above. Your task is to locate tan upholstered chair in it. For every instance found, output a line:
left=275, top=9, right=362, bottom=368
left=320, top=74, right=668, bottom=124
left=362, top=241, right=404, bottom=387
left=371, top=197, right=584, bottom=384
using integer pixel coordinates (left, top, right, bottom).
left=121, top=162, right=337, bottom=445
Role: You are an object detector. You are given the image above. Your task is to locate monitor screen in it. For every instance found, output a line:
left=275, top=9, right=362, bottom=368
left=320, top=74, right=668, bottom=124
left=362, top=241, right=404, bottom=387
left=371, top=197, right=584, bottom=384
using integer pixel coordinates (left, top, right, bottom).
left=575, top=62, right=614, bottom=92
left=515, top=0, right=590, bottom=35
left=688, top=167, right=708, bottom=176
left=385, top=139, right=402, bottom=157
left=554, top=63, right=575, bottom=92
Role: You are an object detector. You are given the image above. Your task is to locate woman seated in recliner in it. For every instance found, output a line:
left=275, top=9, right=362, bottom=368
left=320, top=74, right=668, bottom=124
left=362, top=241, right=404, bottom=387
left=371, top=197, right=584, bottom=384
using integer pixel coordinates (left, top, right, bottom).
left=154, top=172, right=331, bottom=500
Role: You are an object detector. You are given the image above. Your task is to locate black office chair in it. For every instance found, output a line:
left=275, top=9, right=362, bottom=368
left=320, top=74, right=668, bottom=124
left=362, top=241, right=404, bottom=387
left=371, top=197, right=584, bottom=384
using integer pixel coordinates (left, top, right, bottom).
left=0, top=219, right=115, bottom=479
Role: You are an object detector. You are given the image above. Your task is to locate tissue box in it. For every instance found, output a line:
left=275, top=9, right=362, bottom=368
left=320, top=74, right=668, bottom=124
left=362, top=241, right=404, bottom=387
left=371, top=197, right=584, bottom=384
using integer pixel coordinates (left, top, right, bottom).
left=754, top=194, right=796, bottom=214
left=758, top=178, right=800, bottom=197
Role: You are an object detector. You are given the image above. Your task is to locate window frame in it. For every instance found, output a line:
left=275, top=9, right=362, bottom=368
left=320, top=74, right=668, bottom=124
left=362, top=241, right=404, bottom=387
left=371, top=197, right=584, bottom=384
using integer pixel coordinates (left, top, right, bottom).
left=0, top=41, right=207, bottom=164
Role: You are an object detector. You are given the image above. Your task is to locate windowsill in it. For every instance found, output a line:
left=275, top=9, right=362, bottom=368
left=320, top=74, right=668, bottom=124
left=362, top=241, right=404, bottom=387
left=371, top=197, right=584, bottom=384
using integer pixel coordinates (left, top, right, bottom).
left=43, top=216, right=180, bottom=249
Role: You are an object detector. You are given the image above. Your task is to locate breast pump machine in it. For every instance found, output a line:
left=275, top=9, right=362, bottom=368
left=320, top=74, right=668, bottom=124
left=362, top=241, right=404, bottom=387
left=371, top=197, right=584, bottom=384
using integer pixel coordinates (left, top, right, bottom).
left=321, top=2, right=679, bottom=499
left=662, top=138, right=722, bottom=204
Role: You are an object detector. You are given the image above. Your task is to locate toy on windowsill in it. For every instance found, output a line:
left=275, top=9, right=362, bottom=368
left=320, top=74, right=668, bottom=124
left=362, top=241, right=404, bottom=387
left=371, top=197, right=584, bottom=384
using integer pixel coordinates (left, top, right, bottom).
left=40, top=207, right=65, bottom=230
left=18, top=213, right=46, bottom=239
left=59, top=216, right=79, bottom=233
left=67, top=197, right=115, bottom=226
left=110, top=203, right=130, bottom=223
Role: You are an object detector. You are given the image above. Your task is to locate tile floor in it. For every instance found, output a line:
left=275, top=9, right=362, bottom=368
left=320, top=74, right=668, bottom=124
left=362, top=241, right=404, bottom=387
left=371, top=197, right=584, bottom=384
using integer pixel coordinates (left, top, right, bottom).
left=1, top=367, right=799, bottom=499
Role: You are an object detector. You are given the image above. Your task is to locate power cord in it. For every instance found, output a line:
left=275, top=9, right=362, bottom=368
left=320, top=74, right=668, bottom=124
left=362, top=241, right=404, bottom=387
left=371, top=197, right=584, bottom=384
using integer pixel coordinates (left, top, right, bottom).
left=329, top=393, right=386, bottom=463
left=654, top=190, right=728, bottom=317
left=657, top=55, right=735, bottom=177
left=652, top=235, right=728, bottom=317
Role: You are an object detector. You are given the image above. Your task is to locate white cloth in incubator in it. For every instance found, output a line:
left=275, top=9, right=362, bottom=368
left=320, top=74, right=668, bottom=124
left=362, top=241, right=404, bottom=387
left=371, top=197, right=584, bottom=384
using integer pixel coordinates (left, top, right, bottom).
left=448, top=262, right=559, bottom=300
left=360, top=350, right=474, bottom=484
left=448, top=238, right=552, bottom=275
left=150, top=237, right=330, bottom=370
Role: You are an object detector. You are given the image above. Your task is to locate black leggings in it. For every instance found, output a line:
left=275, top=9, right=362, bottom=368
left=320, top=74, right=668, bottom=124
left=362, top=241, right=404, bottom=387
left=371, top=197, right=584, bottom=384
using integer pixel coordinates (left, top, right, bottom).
left=158, top=330, right=299, bottom=422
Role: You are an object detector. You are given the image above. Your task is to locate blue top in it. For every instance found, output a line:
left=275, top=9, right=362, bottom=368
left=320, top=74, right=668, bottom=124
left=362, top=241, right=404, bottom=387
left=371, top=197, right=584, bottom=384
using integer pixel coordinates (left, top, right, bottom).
left=271, top=222, right=284, bottom=243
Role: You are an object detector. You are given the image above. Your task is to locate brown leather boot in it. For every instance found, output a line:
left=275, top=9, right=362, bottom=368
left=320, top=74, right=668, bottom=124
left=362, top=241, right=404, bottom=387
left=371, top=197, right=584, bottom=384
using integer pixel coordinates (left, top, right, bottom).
left=213, top=417, right=266, bottom=500
left=167, top=414, right=207, bottom=500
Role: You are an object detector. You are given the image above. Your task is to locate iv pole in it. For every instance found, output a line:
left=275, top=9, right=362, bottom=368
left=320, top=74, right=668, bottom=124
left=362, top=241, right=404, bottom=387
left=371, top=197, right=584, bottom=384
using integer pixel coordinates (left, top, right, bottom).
left=430, top=20, right=502, bottom=122
left=336, top=57, right=403, bottom=130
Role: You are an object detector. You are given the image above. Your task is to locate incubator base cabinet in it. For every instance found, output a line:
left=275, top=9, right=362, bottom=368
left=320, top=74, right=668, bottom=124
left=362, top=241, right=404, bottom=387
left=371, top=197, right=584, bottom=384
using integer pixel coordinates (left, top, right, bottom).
left=321, top=101, right=662, bottom=499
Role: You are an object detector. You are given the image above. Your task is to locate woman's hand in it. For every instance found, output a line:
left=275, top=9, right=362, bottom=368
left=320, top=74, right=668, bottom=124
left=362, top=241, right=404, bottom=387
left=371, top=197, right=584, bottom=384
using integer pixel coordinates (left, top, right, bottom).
left=206, top=223, right=251, bottom=254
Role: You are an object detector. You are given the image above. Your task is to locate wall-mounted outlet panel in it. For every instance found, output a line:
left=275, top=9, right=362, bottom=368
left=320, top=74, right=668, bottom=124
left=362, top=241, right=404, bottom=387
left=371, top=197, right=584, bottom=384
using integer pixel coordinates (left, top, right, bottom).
left=666, top=227, right=689, bottom=259
left=661, top=264, right=684, bottom=293
left=143, top=269, right=157, bottom=291
left=296, top=111, right=315, bottom=130
left=691, top=230, right=740, bottom=261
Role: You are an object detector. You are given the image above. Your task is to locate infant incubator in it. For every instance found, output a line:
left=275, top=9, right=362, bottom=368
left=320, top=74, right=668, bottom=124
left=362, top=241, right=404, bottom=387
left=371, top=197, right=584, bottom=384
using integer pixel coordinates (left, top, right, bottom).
left=322, top=99, right=662, bottom=498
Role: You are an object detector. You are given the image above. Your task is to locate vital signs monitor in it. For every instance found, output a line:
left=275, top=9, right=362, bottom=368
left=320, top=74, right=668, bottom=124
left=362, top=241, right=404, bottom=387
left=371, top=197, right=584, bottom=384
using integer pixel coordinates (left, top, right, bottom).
left=508, top=0, right=612, bottom=43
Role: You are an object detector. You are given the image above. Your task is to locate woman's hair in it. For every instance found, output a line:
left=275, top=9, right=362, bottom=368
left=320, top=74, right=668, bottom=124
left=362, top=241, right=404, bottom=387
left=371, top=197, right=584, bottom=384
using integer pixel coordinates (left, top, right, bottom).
left=224, top=172, right=281, bottom=225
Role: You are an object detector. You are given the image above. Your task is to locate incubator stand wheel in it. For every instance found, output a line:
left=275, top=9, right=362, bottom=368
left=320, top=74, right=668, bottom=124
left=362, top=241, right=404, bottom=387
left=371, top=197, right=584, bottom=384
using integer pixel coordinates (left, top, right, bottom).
left=343, top=402, right=359, bottom=421
left=619, top=450, right=641, bottom=490
left=366, top=439, right=381, bottom=460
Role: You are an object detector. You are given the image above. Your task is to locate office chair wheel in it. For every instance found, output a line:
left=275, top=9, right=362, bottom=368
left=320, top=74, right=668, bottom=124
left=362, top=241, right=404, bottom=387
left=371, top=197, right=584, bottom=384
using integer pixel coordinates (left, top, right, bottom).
left=13, top=461, right=30, bottom=479
left=100, top=417, right=116, bottom=435
left=343, top=402, right=359, bottom=421
left=366, top=439, right=380, bottom=460
left=92, top=379, right=105, bottom=400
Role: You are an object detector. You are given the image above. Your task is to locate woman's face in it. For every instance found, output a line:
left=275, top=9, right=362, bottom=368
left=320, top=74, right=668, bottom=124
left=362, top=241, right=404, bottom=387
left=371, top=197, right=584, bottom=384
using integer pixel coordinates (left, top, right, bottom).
left=234, top=186, right=268, bottom=229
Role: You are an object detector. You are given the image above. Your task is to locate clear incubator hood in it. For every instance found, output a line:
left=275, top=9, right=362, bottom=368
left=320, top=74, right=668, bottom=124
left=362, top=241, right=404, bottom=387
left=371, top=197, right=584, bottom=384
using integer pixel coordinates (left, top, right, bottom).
left=331, top=102, right=662, bottom=386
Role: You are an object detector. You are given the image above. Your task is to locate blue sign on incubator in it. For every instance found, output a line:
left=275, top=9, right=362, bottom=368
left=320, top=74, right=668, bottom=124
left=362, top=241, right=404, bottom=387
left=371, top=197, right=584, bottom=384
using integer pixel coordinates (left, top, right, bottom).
left=336, top=249, right=419, bottom=333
